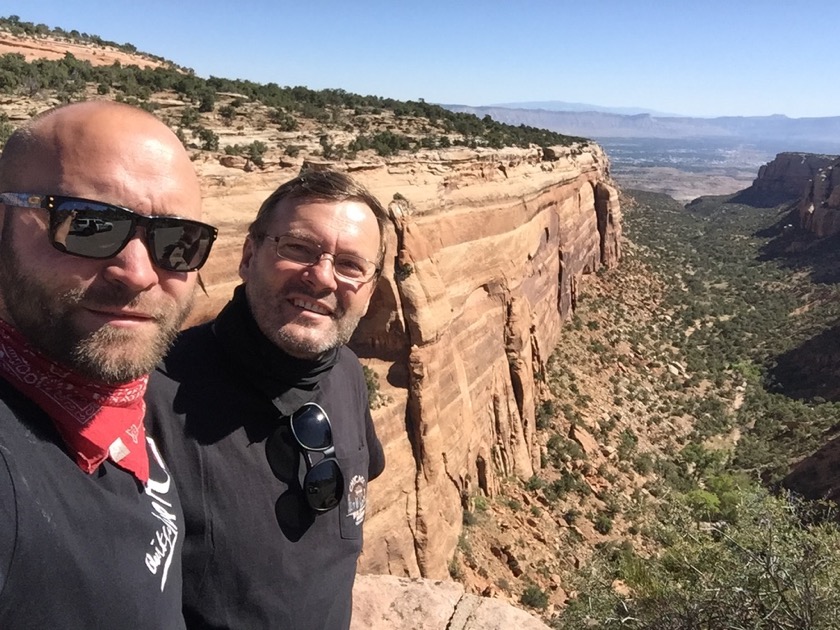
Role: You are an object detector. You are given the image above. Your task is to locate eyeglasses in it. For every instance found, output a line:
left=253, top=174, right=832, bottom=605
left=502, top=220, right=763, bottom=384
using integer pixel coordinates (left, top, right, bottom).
left=260, top=233, right=379, bottom=284
left=267, top=402, right=343, bottom=513
left=0, top=192, right=218, bottom=272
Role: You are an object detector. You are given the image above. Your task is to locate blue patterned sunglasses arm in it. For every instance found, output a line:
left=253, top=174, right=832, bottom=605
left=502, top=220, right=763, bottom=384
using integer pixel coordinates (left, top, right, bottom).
left=0, top=192, right=47, bottom=209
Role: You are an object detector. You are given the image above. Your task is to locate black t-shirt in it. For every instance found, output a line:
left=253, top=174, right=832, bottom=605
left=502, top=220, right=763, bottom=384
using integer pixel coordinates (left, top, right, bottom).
left=0, top=378, right=186, bottom=629
left=146, top=296, right=385, bottom=630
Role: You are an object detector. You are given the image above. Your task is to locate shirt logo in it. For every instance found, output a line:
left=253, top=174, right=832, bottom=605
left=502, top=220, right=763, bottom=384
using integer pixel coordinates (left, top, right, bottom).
left=143, top=437, right=179, bottom=592
left=346, top=474, right=367, bottom=526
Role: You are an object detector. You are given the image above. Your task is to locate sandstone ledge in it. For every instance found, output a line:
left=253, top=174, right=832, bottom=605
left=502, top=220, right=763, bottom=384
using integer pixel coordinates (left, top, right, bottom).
left=351, top=575, right=551, bottom=630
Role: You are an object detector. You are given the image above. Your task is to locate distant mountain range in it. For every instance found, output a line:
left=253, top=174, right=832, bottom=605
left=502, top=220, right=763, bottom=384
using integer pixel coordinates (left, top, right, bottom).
left=485, top=100, right=680, bottom=117
left=442, top=104, right=840, bottom=154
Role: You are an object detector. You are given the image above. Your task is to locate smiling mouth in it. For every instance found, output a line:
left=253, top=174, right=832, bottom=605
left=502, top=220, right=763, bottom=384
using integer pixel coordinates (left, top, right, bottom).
left=291, top=298, right=332, bottom=316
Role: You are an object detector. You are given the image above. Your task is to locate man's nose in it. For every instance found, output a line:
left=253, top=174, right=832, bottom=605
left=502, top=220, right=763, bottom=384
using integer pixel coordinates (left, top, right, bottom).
left=303, top=253, right=339, bottom=291
left=101, top=233, right=158, bottom=291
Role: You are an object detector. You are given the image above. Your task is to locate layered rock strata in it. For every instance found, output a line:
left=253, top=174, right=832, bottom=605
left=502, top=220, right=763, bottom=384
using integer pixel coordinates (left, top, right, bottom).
left=797, top=157, right=840, bottom=237
left=186, top=143, right=620, bottom=580
left=734, top=152, right=837, bottom=207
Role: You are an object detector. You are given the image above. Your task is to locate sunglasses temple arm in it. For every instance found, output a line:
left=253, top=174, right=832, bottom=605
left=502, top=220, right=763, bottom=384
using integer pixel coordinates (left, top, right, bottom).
left=197, top=272, right=209, bottom=296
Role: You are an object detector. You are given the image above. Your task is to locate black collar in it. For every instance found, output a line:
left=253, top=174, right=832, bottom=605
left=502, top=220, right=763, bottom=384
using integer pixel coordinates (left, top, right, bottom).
left=212, top=285, right=339, bottom=416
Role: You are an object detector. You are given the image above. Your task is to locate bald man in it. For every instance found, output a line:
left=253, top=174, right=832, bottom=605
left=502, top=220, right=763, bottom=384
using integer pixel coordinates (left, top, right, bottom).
left=0, top=102, right=217, bottom=628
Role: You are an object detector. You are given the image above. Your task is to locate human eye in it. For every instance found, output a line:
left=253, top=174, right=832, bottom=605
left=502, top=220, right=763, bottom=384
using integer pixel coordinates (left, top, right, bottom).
left=277, top=237, right=319, bottom=263
left=334, top=255, right=369, bottom=279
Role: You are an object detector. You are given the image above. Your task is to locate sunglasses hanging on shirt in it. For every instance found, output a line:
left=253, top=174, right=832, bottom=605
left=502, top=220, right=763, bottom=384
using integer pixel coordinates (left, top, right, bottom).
left=266, top=402, right=344, bottom=513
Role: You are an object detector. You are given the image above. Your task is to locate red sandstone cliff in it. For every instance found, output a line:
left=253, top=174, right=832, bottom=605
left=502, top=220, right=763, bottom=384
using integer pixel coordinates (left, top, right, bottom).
left=342, top=145, right=618, bottom=578
left=736, top=152, right=840, bottom=238
left=734, top=152, right=837, bottom=208
left=797, top=157, right=840, bottom=237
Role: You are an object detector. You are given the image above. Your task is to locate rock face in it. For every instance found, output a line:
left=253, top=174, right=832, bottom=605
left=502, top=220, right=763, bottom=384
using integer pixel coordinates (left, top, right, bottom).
left=348, top=145, right=619, bottom=579
left=351, top=575, right=551, bottom=630
left=733, top=152, right=837, bottom=208
left=797, top=157, right=840, bottom=237
left=186, top=144, right=620, bottom=583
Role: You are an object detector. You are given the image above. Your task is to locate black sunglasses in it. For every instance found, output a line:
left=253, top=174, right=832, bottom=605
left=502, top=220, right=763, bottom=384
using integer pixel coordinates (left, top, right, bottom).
left=267, top=402, right=343, bottom=513
left=0, top=192, right=218, bottom=272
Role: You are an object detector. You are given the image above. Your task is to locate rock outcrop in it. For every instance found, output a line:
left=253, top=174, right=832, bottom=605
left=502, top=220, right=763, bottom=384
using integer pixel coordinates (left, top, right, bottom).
left=351, top=575, right=551, bottom=630
left=732, top=152, right=837, bottom=208
left=797, top=157, right=840, bottom=237
left=187, top=143, right=620, bottom=584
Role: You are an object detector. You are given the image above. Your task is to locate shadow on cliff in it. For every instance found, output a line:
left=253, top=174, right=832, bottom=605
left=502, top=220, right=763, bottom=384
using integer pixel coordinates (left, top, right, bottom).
left=766, top=322, right=840, bottom=403
left=751, top=206, right=840, bottom=285
left=783, top=431, right=840, bottom=505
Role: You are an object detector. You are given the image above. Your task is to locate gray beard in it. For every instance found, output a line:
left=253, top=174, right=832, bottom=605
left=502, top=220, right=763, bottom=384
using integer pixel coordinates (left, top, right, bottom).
left=271, top=310, right=363, bottom=359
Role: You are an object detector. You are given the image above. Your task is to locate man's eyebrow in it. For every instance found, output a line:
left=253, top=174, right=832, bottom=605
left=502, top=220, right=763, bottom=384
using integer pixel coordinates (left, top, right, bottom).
left=282, top=229, right=319, bottom=241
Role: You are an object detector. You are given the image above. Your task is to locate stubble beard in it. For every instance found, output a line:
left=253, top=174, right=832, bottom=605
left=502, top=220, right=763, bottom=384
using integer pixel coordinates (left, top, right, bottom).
left=248, top=282, right=362, bottom=360
left=270, top=308, right=363, bottom=359
left=0, top=234, right=193, bottom=384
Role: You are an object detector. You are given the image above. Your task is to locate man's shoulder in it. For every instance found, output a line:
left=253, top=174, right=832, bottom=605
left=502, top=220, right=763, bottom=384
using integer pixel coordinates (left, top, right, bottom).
left=336, top=344, right=363, bottom=369
left=156, top=321, right=218, bottom=380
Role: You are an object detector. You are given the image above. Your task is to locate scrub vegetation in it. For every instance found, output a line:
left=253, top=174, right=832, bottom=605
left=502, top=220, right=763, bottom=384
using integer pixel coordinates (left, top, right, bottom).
left=0, top=15, right=587, bottom=155
left=544, top=191, right=840, bottom=628
left=449, top=190, right=840, bottom=627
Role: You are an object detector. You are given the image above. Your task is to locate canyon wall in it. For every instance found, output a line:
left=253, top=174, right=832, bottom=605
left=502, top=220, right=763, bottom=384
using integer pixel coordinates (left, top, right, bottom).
left=732, top=152, right=840, bottom=239
left=734, top=152, right=837, bottom=208
left=797, top=157, right=840, bottom=237
left=189, top=143, right=620, bottom=579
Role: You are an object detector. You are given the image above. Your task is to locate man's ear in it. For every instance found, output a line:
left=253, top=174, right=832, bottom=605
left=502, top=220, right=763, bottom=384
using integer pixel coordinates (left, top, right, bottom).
left=239, top=236, right=255, bottom=282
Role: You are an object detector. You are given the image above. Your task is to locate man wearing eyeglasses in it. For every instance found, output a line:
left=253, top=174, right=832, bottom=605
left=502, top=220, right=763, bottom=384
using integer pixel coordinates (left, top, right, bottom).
left=148, top=169, right=386, bottom=629
left=0, top=101, right=218, bottom=628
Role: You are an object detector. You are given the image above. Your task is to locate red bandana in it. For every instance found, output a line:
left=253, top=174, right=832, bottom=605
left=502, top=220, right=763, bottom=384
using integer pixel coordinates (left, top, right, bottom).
left=0, top=319, right=150, bottom=483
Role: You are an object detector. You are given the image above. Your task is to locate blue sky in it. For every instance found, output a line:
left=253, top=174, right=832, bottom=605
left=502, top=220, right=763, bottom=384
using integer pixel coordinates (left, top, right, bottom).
left=4, top=0, right=838, bottom=118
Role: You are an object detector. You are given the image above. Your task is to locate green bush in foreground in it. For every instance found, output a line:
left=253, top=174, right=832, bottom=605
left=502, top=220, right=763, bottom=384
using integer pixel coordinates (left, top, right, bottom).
left=556, top=488, right=840, bottom=629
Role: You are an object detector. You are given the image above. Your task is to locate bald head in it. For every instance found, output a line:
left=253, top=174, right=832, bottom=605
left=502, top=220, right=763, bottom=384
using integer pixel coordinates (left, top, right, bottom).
left=0, top=101, right=200, bottom=215
left=0, top=101, right=206, bottom=383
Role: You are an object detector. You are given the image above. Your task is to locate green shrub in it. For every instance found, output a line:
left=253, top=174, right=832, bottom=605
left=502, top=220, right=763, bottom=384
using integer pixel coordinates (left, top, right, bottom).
left=593, top=513, right=613, bottom=535
left=520, top=584, right=549, bottom=610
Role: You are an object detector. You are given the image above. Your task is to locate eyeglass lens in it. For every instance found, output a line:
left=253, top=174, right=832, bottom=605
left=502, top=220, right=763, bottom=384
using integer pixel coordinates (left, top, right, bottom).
left=49, top=199, right=215, bottom=271
left=304, top=459, right=343, bottom=512
left=290, top=404, right=334, bottom=451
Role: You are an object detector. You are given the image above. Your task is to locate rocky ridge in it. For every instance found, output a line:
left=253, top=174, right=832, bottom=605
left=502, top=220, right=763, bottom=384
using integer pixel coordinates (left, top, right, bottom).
left=347, top=145, right=620, bottom=582
left=797, top=156, right=840, bottom=238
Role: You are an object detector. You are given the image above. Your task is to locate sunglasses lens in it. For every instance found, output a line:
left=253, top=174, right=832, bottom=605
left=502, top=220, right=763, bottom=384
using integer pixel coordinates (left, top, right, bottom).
left=149, top=220, right=215, bottom=272
left=52, top=203, right=133, bottom=259
left=290, top=404, right=333, bottom=451
left=304, top=458, right=343, bottom=512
